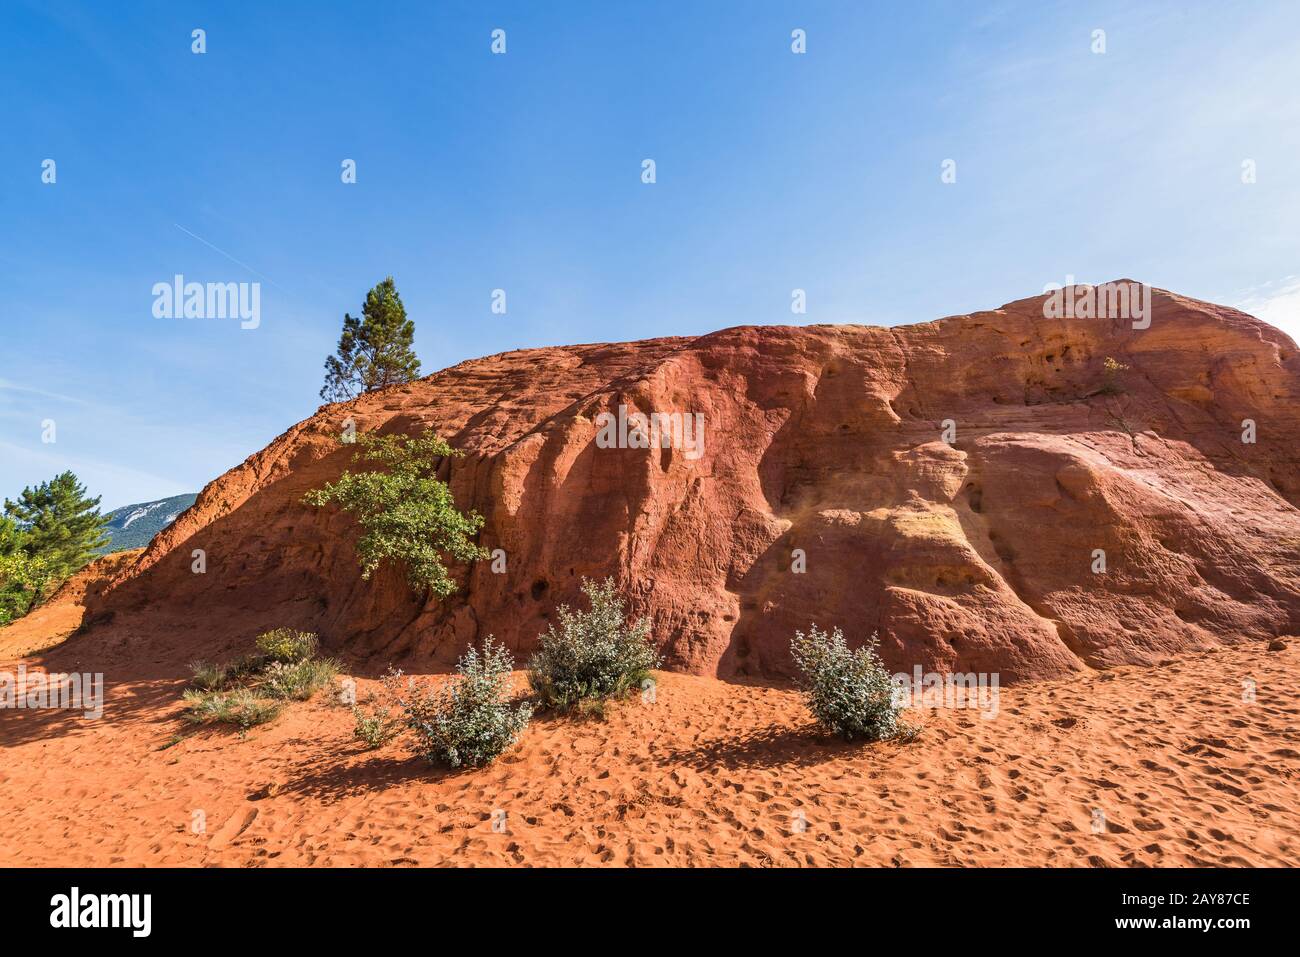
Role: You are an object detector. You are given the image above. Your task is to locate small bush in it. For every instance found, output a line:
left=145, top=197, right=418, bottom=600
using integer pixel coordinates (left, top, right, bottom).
left=226, top=652, right=270, bottom=682
left=255, top=628, right=318, bottom=664
left=1099, top=356, right=1130, bottom=395
left=181, top=629, right=334, bottom=731
left=526, top=578, right=661, bottom=710
left=351, top=669, right=407, bottom=749
left=182, top=688, right=282, bottom=730
left=353, top=706, right=403, bottom=749
left=790, top=626, right=907, bottom=742
left=258, top=657, right=339, bottom=701
left=189, top=660, right=227, bottom=692
left=402, top=636, right=532, bottom=768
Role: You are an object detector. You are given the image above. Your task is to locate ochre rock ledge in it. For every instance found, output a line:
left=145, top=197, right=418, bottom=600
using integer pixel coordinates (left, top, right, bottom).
left=78, top=283, right=1300, bottom=681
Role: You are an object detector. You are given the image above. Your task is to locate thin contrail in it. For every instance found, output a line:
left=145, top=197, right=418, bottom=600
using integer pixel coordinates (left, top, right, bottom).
left=172, top=223, right=285, bottom=290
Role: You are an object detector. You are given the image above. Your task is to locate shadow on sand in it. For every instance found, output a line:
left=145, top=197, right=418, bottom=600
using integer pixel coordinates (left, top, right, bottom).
left=272, top=745, right=458, bottom=802
left=655, top=721, right=895, bottom=772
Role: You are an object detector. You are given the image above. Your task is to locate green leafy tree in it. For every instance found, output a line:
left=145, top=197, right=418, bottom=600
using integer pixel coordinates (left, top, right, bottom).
left=0, top=516, right=58, bottom=624
left=304, top=429, right=486, bottom=597
left=4, top=471, right=108, bottom=580
left=320, top=277, right=422, bottom=402
left=0, top=513, right=24, bottom=557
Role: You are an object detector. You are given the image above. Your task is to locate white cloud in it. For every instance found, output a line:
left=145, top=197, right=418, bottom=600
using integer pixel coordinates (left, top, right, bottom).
left=1234, top=276, right=1300, bottom=346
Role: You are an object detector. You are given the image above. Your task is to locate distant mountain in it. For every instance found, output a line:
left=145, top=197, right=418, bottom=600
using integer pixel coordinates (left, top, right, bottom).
left=99, top=493, right=198, bottom=553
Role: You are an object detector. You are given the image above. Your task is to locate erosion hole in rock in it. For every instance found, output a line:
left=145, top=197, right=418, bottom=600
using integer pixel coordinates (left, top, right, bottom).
left=530, top=579, right=548, bottom=601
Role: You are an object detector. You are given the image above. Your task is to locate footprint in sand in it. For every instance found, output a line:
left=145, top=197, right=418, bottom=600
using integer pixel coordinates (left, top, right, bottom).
left=209, top=808, right=258, bottom=848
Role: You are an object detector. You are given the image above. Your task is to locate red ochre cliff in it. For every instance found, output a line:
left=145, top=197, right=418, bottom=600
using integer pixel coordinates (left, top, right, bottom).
left=53, top=283, right=1300, bottom=682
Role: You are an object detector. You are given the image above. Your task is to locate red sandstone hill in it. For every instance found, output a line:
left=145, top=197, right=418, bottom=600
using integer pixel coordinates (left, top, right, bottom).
left=39, top=283, right=1300, bottom=682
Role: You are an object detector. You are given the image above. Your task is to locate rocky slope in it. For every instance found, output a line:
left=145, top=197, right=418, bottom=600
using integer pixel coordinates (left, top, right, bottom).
left=66, top=283, right=1300, bottom=681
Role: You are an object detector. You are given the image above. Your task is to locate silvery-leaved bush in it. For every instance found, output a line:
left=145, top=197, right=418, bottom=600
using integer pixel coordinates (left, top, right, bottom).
left=400, top=636, right=531, bottom=769
left=790, top=626, right=909, bottom=742
left=527, top=578, right=661, bottom=711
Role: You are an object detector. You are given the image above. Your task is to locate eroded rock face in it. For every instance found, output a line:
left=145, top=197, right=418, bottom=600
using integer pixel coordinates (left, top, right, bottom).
left=87, top=283, right=1300, bottom=681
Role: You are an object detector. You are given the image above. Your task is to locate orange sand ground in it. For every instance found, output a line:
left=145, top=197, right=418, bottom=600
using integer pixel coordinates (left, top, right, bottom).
left=1, top=640, right=1295, bottom=867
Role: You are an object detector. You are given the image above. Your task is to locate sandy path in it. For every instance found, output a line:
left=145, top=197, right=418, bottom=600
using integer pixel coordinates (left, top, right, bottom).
left=0, top=644, right=1295, bottom=867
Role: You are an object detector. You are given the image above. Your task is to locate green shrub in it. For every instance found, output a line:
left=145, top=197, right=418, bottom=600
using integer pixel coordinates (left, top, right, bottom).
left=790, top=626, right=907, bottom=742
left=182, top=629, right=334, bottom=730
left=0, top=540, right=57, bottom=625
left=188, top=660, right=227, bottom=692
left=527, top=578, right=661, bottom=710
left=187, top=656, right=264, bottom=692
left=351, top=669, right=406, bottom=749
left=303, top=430, right=486, bottom=598
left=182, top=688, right=282, bottom=730
left=353, top=706, right=402, bottom=749
left=255, top=628, right=318, bottom=664
left=401, top=636, right=531, bottom=768
left=258, top=657, right=339, bottom=701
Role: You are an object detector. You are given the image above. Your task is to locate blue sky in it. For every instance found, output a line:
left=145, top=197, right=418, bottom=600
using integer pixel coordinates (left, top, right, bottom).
left=2, top=0, right=1298, bottom=510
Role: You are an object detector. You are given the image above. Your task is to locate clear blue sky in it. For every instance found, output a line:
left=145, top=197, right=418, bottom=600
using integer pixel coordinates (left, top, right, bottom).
left=2, top=0, right=1298, bottom=510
